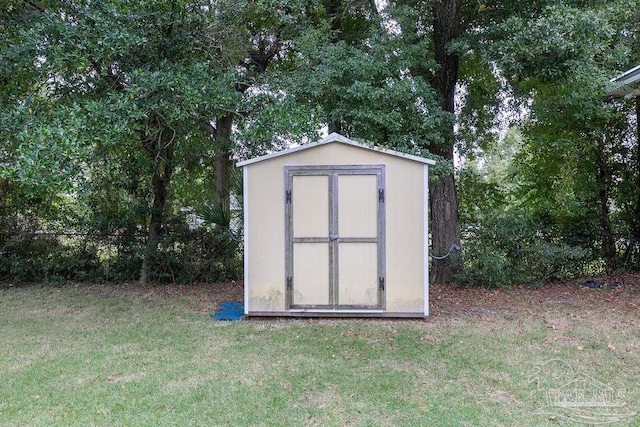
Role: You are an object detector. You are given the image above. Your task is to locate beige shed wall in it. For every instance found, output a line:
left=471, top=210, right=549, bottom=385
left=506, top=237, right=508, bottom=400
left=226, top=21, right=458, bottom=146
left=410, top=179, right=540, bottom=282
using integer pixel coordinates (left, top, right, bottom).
left=244, top=142, right=427, bottom=315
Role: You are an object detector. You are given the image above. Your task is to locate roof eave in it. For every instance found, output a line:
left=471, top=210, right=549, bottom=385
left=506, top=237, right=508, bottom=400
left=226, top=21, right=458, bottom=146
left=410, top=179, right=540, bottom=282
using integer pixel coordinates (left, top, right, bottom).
left=608, top=65, right=640, bottom=98
left=611, top=64, right=640, bottom=85
left=237, top=132, right=436, bottom=167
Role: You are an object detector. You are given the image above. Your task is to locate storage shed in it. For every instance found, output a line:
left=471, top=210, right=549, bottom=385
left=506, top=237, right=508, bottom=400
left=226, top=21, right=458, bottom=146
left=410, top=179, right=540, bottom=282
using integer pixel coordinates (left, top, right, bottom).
left=238, top=133, right=436, bottom=318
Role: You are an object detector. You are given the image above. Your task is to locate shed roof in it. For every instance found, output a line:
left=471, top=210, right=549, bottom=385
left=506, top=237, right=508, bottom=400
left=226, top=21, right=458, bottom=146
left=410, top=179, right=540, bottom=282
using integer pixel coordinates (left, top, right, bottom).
left=608, top=64, right=640, bottom=98
left=237, top=132, right=436, bottom=167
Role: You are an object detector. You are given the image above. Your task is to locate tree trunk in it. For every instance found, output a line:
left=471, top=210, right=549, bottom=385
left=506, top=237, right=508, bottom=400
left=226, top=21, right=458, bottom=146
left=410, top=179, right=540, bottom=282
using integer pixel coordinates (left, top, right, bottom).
left=325, top=0, right=345, bottom=135
left=429, top=173, right=462, bottom=282
left=634, top=98, right=640, bottom=250
left=212, top=114, right=234, bottom=216
left=595, top=139, right=615, bottom=272
left=428, top=0, right=463, bottom=283
left=0, top=178, right=10, bottom=248
left=621, top=96, right=640, bottom=268
left=139, top=134, right=174, bottom=284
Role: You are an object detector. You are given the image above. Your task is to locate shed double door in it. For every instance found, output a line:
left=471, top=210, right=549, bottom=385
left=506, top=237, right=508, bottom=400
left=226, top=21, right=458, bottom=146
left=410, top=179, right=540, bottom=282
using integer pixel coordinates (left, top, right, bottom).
left=285, top=165, right=386, bottom=310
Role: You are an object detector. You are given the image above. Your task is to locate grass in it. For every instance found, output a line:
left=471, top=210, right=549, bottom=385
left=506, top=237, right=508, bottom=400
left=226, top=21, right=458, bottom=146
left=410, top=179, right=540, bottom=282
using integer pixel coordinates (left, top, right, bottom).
left=1, top=283, right=639, bottom=426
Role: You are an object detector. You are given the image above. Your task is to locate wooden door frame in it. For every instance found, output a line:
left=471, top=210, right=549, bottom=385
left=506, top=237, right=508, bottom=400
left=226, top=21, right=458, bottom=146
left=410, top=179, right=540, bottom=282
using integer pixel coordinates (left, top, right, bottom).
left=284, top=164, right=386, bottom=310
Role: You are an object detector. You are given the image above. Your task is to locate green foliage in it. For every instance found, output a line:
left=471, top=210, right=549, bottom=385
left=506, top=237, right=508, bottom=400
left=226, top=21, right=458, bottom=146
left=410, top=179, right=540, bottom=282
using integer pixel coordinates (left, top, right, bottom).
left=464, top=0, right=640, bottom=276
left=0, top=227, right=241, bottom=284
left=457, top=169, right=506, bottom=226
left=234, top=92, right=322, bottom=159
left=457, top=144, right=592, bottom=288
left=0, top=232, right=101, bottom=283
left=1, top=0, right=253, bottom=283
left=151, top=227, right=242, bottom=284
left=2, top=0, right=639, bottom=285
left=457, top=211, right=591, bottom=288
left=281, top=3, right=449, bottom=156
left=456, top=52, right=503, bottom=153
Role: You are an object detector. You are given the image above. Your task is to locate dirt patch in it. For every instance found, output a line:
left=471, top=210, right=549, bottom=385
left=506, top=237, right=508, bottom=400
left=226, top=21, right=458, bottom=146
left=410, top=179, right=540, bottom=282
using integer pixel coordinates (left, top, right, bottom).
left=3, top=274, right=639, bottom=319
left=141, top=273, right=640, bottom=320
left=138, top=281, right=243, bottom=313
left=82, top=281, right=243, bottom=313
left=429, top=273, right=640, bottom=320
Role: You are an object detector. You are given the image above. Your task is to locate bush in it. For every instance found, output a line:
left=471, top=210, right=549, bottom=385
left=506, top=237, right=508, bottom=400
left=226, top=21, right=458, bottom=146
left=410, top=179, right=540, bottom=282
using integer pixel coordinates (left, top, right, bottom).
left=0, top=232, right=101, bottom=283
left=151, top=226, right=242, bottom=284
left=0, top=226, right=242, bottom=284
left=455, top=211, right=591, bottom=288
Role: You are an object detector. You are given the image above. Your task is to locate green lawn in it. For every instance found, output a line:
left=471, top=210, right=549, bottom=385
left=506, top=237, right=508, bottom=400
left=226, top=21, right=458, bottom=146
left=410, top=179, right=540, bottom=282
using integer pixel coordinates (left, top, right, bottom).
left=1, top=283, right=639, bottom=426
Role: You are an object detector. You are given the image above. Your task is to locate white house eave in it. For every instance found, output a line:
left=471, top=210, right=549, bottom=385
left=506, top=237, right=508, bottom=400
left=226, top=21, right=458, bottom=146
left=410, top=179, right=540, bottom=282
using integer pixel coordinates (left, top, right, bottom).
left=236, top=132, right=436, bottom=167
left=608, top=65, right=640, bottom=98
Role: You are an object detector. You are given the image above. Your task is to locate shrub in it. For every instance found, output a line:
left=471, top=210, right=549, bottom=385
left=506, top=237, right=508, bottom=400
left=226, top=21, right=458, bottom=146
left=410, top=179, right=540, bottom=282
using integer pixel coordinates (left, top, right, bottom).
left=151, top=226, right=242, bottom=284
left=0, top=226, right=242, bottom=284
left=456, top=211, right=591, bottom=287
left=0, top=232, right=101, bottom=283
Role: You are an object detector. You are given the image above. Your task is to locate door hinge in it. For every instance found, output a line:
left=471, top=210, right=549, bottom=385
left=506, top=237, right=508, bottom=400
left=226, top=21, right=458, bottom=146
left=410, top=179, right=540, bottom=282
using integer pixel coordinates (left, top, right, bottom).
left=378, top=188, right=384, bottom=203
left=286, top=276, right=293, bottom=290
left=285, top=189, right=292, bottom=203
left=378, top=276, right=385, bottom=291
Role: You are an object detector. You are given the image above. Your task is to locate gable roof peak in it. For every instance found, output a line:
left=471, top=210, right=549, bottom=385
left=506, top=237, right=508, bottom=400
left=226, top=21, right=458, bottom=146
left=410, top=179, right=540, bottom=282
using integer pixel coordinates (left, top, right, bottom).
left=237, top=132, right=436, bottom=167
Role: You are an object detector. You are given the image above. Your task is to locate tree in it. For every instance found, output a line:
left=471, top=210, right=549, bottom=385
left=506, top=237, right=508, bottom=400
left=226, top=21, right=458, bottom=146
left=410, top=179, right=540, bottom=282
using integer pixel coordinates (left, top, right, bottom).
left=2, top=0, right=330, bottom=283
left=414, top=0, right=578, bottom=281
left=486, top=1, right=640, bottom=271
left=205, top=0, right=305, bottom=216
left=1, top=1, right=89, bottom=235
left=3, top=0, right=251, bottom=282
left=283, top=1, right=447, bottom=151
left=276, top=2, right=457, bottom=284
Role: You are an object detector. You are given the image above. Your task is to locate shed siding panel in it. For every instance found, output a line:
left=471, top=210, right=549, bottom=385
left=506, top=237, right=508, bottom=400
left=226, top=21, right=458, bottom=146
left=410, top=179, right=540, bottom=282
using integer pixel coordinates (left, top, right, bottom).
left=245, top=141, right=426, bottom=314
left=385, top=161, right=425, bottom=312
left=246, top=161, right=286, bottom=311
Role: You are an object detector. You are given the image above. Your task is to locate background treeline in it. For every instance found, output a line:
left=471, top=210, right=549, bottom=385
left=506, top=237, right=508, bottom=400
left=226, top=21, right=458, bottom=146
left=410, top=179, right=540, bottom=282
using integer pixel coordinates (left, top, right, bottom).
left=1, top=0, right=639, bottom=286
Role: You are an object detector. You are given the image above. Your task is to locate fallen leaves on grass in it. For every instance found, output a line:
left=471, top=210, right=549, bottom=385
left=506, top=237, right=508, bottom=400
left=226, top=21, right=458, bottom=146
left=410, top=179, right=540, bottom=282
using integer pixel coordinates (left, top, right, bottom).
left=428, top=273, right=640, bottom=320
